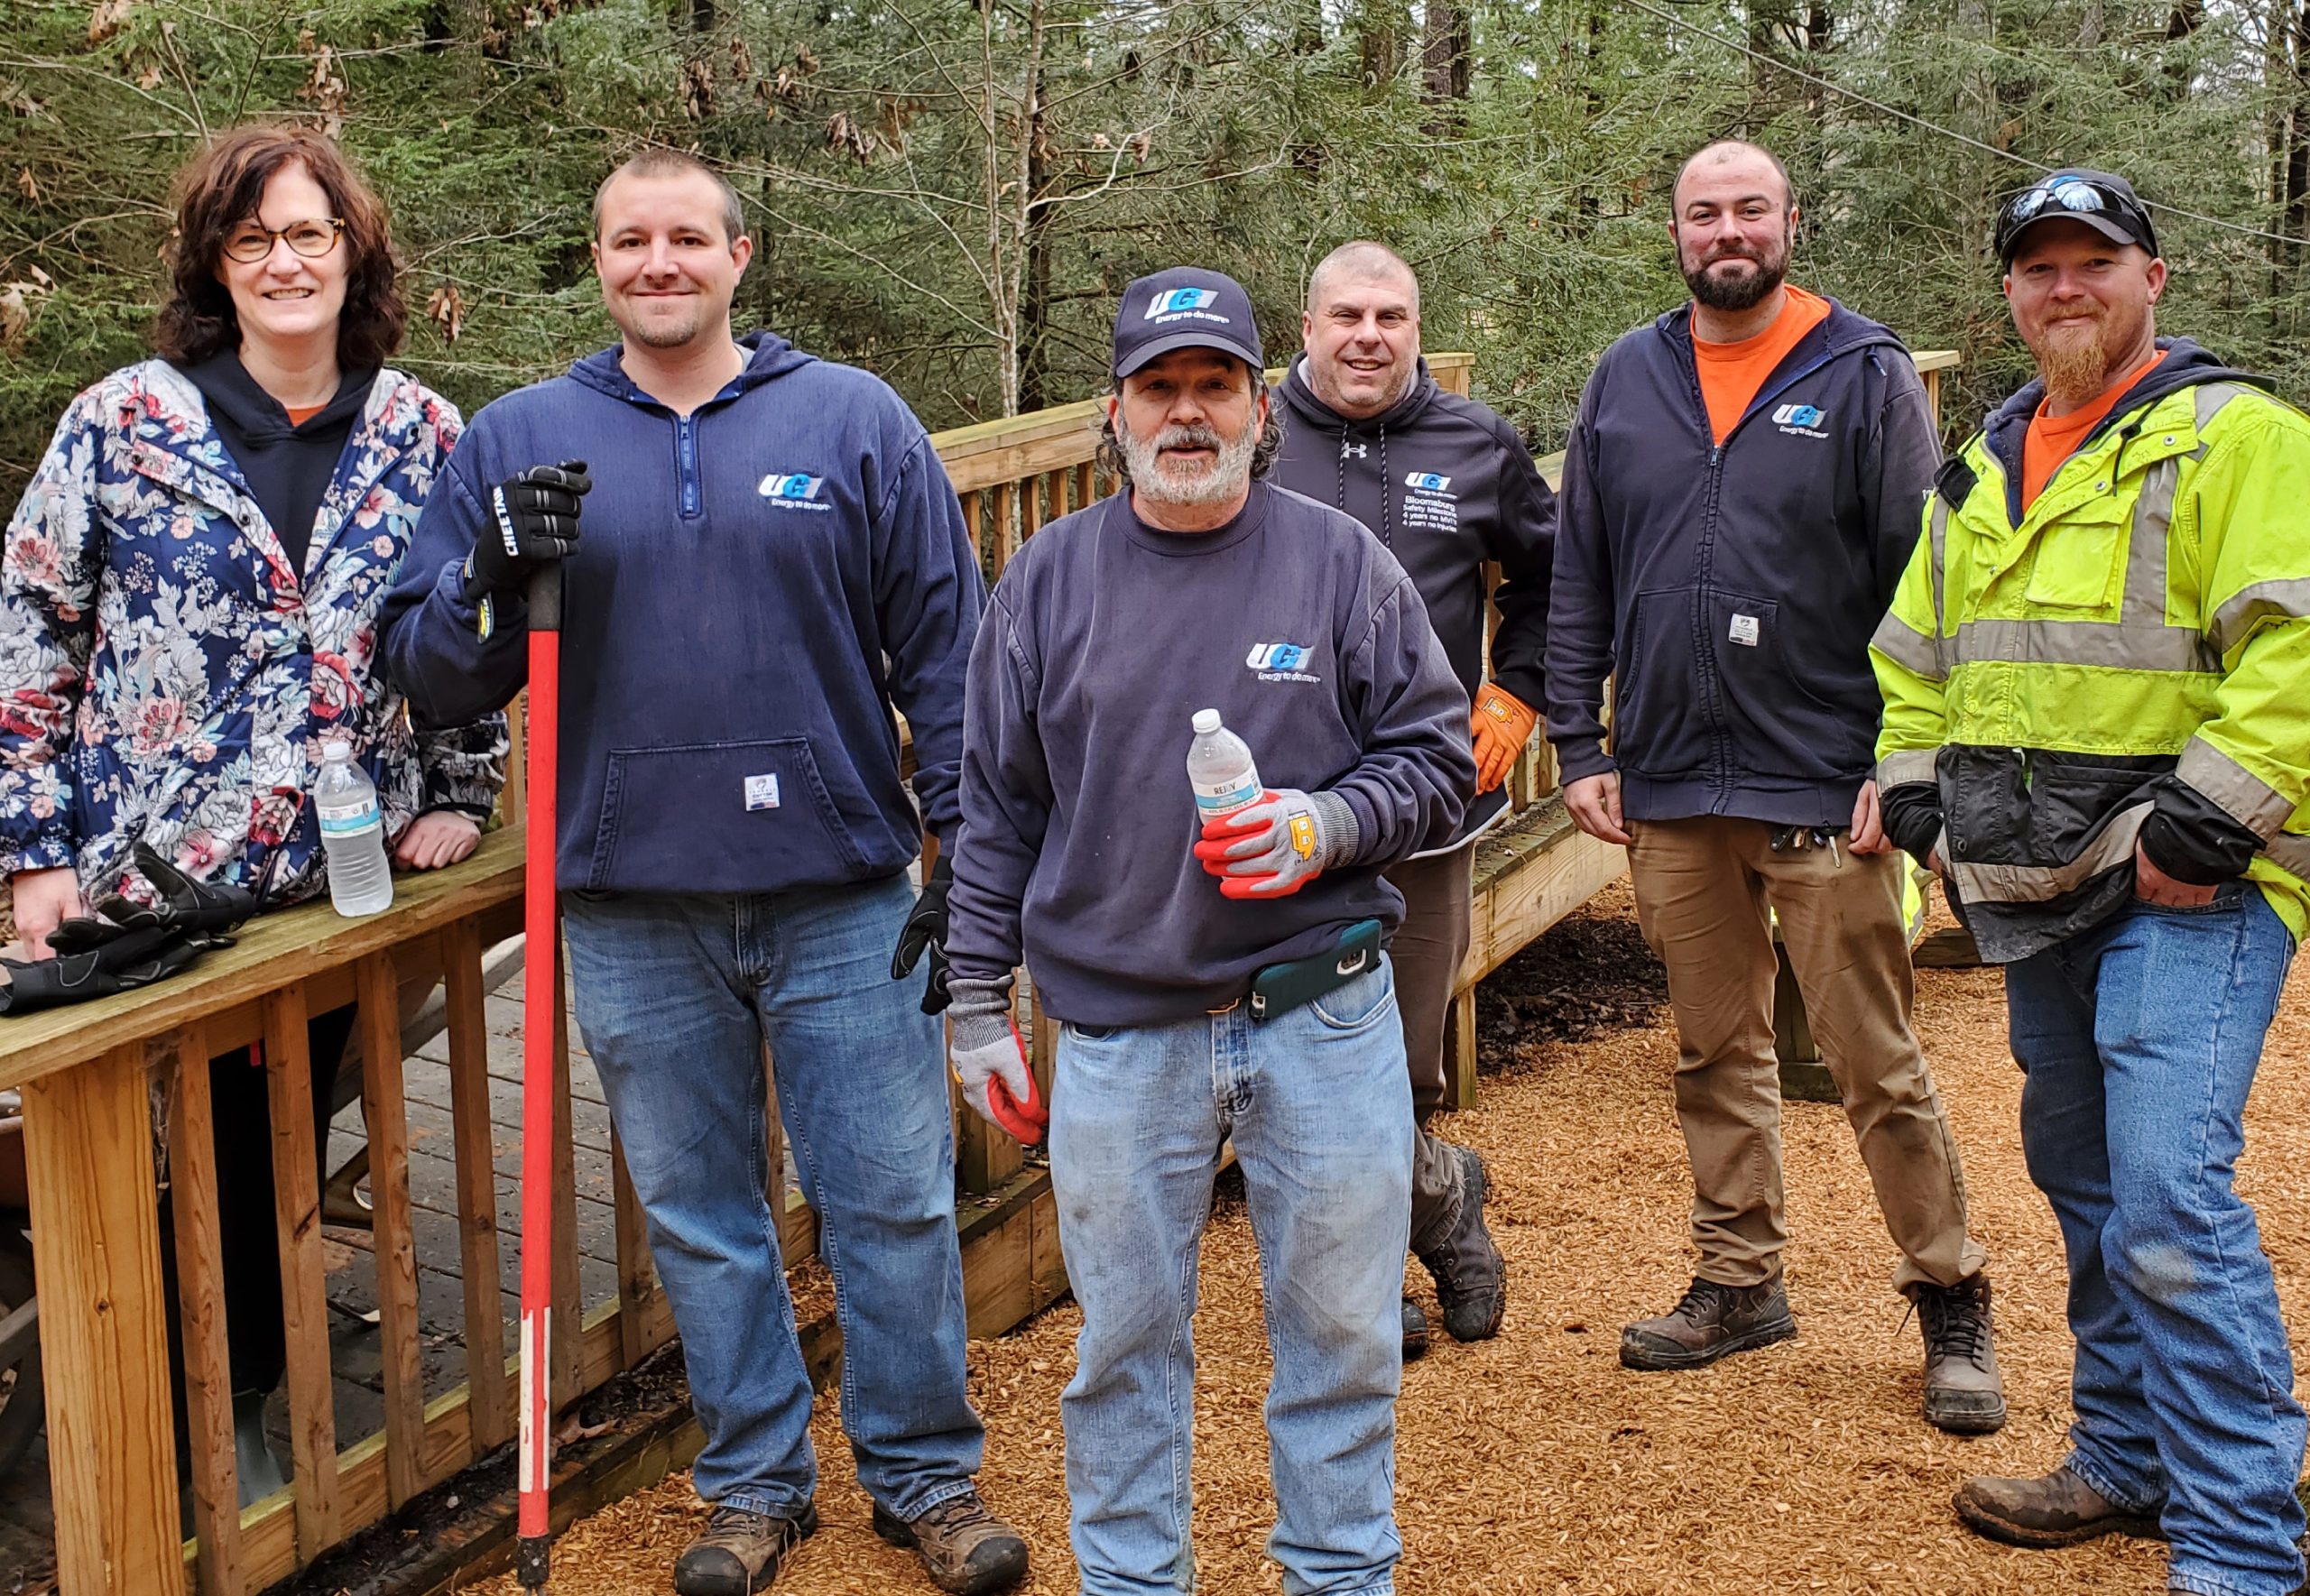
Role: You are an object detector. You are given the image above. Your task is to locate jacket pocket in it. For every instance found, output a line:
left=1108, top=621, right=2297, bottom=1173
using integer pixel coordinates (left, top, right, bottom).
left=586, top=736, right=868, bottom=891
left=2022, top=498, right=2127, bottom=611
left=1705, top=589, right=1872, bottom=779
left=1612, top=589, right=1712, bottom=775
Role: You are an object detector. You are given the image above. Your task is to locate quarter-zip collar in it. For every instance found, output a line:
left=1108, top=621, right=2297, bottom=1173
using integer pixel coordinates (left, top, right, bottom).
left=568, top=331, right=817, bottom=521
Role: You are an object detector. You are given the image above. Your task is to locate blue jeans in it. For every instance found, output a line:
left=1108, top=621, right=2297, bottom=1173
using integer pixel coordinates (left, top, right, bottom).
left=1049, top=956, right=1414, bottom=1596
left=2004, top=886, right=2305, bottom=1596
left=561, top=874, right=984, bottom=1520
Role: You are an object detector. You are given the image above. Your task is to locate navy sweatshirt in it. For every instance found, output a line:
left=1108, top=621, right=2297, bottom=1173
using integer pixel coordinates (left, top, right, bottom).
left=1546, top=299, right=1939, bottom=828
left=1272, top=356, right=1557, bottom=846
left=380, top=334, right=982, bottom=895
left=944, top=482, right=1473, bottom=1027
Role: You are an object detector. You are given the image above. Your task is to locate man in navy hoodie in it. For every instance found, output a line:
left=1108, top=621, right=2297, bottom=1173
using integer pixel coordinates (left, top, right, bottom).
left=943, top=269, right=1472, bottom=1596
left=1274, top=240, right=1553, bottom=1357
left=1545, top=139, right=2003, bottom=1435
left=381, top=151, right=1026, bottom=1596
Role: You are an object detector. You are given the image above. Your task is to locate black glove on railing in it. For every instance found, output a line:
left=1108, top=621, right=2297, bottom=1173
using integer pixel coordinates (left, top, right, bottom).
left=0, top=844, right=255, bottom=1016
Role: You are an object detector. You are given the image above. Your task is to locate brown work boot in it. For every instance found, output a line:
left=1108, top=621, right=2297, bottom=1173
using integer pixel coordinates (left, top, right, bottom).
left=1910, top=1274, right=2007, bottom=1435
left=673, top=1501, right=818, bottom=1595
left=871, top=1487, right=1030, bottom=1594
left=1620, top=1274, right=1796, bottom=1370
left=1415, top=1145, right=1507, bottom=1342
left=1954, top=1465, right=2165, bottom=1549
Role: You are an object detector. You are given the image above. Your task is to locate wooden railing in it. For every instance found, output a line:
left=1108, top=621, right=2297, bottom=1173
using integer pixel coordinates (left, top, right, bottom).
left=5, top=346, right=1951, bottom=1596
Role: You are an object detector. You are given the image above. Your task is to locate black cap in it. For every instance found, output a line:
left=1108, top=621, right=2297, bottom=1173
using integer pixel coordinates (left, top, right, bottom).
left=1112, top=268, right=1263, bottom=380
left=1995, top=170, right=2160, bottom=266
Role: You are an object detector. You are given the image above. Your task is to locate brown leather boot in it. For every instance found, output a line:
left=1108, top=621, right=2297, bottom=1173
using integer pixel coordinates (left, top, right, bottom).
left=1620, top=1275, right=1796, bottom=1370
left=1954, top=1466, right=2165, bottom=1549
left=871, top=1488, right=1030, bottom=1594
left=673, top=1502, right=818, bottom=1595
left=1910, top=1274, right=2007, bottom=1435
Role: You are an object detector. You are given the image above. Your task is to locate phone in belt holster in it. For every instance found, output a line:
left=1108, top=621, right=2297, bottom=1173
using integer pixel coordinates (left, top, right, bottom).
left=1248, top=918, right=1383, bottom=1021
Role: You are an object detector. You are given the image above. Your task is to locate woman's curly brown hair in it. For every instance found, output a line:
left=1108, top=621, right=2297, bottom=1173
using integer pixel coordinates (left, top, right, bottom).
left=152, top=125, right=406, bottom=367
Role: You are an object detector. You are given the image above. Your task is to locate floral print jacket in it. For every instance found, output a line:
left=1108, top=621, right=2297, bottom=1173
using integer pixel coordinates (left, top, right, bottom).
left=1, top=360, right=506, bottom=906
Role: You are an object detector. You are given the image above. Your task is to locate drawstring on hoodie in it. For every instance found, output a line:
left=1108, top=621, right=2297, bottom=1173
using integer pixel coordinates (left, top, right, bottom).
left=1335, top=425, right=1391, bottom=547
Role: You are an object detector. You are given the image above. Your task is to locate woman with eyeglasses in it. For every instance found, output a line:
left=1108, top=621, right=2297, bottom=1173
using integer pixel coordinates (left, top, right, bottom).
left=1, top=125, right=504, bottom=1501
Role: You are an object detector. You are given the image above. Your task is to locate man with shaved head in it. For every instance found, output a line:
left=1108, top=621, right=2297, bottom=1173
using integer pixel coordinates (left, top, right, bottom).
left=1546, top=139, right=2005, bottom=1433
left=1274, top=240, right=1557, bottom=1360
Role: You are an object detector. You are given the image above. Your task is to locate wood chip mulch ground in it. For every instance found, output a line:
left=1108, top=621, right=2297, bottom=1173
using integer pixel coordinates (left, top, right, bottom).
left=487, top=881, right=2310, bottom=1594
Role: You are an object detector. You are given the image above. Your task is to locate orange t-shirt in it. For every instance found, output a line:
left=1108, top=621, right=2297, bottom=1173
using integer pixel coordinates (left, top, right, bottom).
left=1691, top=284, right=1833, bottom=445
left=2019, top=350, right=2168, bottom=512
left=283, top=402, right=325, bottom=428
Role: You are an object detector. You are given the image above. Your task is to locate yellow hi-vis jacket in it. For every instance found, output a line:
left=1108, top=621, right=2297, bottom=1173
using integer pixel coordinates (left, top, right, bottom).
left=1870, top=347, right=2310, bottom=963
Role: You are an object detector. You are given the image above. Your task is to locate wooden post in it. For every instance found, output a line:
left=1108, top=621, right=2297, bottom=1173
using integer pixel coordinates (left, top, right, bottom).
left=22, top=1043, right=190, bottom=1596
left=442, top=918, right=512, bottom=1453
left=1440, top=986, right=1479, bottom=1112
left=166, top=1026, right=246, bottom=1596
left=356, top=954, right=427, bottom=1511
left=609, top=1131, right=653, bottom=1371
left=263, top=986, right=341, bottom=1555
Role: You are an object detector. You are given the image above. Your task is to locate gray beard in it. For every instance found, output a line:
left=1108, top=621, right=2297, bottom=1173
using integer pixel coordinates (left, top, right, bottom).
left=1121, top=416, right=1260, bottom=509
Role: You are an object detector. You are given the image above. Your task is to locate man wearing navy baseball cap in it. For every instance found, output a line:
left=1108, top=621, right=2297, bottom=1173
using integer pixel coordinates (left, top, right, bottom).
left=943, top=267, right=1474, bottom=1594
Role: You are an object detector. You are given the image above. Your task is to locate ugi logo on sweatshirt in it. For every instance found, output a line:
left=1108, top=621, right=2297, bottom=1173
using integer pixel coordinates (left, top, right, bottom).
left=1247, top=641, right=1322, bottom=684
left=1771, top=403, right=1829, bottom=439
left=759, top=472, right=831, bottom=510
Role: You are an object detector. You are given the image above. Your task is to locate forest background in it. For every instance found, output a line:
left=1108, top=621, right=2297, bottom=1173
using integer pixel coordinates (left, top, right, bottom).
left=8, top=0, right=2310, bottom=500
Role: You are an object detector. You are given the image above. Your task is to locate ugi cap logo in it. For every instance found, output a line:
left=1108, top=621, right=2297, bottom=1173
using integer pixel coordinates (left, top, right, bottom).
left=1144, top=287, right=1220, bottom=319
left=1403, top=471, right=1454, bottom=494
left=759, top=473, right=825, bottom=502
left=1771, top=403, right=1826, bottom=429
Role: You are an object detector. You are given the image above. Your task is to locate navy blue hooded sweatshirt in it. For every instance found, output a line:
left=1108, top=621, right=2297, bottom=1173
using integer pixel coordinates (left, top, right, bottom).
left=380, top=334, right=982, bottom=894
left=1546, top=298, right=1940, bottom=827
left=1272, top=355, right=1557, bottom=845
left=944, top=482, right=1473, bottom=1028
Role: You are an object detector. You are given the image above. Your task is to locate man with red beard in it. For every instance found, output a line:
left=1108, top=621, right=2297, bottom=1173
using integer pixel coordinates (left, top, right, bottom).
left=1547, top=139, right=2004, bottom=1433
left=1874, top=171, right=2310, bottom=1596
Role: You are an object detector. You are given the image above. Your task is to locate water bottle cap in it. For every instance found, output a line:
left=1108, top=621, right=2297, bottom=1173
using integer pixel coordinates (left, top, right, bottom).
left=322, top=738, right=352, bottom=761
left=1191, top=708, right=1221, bottom=734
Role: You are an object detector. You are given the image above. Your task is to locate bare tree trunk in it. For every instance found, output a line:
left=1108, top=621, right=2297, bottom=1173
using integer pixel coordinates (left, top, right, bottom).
left=1420, top=0, right=1472, bottom=116
left=1354, top=0, right=1411, bottom=93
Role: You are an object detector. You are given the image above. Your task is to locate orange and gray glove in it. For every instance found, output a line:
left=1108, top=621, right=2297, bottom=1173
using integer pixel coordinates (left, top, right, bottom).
left=946, top=976, right=1049, bottom=1144
left=1471, top=685, right=1538, bottom=794
left=1192, top=788, right=1358, bottom=899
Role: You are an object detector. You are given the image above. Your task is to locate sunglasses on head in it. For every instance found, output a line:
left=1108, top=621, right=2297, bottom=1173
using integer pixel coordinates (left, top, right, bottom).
left=1994, top=175, right=2157, bottom=262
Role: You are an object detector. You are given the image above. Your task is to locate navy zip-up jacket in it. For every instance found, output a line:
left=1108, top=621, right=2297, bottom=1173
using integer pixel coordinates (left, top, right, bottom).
left=1546, top=297, right=1940, bottom=827
left=380, top=333, right=982, bottom=894
left=1272, top=355, right=1557, bottom=845
left=945, top=483, right=1473, bottom=1027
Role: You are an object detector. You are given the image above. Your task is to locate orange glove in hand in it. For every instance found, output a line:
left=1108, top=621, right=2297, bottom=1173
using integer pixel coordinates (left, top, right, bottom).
left=1471, top=685, right=1538, bottom=795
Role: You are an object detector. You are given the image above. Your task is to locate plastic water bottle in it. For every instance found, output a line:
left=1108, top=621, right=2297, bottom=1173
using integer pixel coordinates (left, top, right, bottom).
left=1187, top=708, right=1263, bottom=824
left=315, top=740, right=394, bottom=917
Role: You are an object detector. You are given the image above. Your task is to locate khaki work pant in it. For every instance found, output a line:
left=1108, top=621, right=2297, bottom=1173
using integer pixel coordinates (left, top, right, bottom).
left=1626, top=815, right=1987, bottom=1296
left=1383, top=846, right=1474, bottom=1250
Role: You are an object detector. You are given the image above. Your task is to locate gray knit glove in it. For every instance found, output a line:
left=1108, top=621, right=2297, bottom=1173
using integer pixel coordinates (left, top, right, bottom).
left=1192, top=788, right=1361, bottom=899
left=947, top=975, right=1046, bottom=1142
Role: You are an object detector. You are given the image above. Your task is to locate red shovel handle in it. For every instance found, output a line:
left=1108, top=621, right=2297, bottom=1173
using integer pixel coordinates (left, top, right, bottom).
left=517, top=561, right=562, bottom=1587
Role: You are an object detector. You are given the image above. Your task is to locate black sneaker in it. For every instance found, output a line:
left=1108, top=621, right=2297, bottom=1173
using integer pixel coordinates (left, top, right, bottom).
left=1415, top=1144, right=1507, bottom=1342
left=674, top=1501, right=818, bottom=1595
left=871, top=1487, right=1029, bottom=1594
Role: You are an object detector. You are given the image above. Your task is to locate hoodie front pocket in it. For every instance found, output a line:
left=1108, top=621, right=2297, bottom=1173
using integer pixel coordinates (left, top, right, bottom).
left=587, top=736, right=867, bottom=891
left=1613, top=589, right=1712, bottom=774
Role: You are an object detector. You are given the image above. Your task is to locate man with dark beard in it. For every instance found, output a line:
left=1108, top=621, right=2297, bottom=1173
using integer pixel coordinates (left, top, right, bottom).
left=1546, top=139, right=2005, bottom=1433
left=1874, top=171, right=2310, bottom=1596
left=943, top=267, right=1473, bottom=1594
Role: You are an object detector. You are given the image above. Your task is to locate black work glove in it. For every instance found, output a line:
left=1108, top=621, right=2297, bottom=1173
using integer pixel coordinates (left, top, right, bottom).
left=0, top=844, right=255, bottom=1016
left=462, top=460, right=590, bottom=603
left=890, top=854, right=954, bottom=1015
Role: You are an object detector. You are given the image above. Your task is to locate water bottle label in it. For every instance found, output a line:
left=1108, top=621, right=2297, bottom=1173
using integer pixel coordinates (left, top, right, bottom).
left=1193, top=776, right=1261, bottom=819
left=318, top=798, right=380, bottom=836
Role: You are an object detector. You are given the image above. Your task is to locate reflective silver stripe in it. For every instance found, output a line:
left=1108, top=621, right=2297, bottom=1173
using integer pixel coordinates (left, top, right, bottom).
left=1871, top=613, right=1945, bottom=681
left=2194, top=381, right=2249, bottom=439
left=2121, top=457, right=2178, bottom=623
left=1927, top=494, right=1951, bottom=676
left=1946, top=801, right=2152, bottom=905
left=2207, top=577, right=2310, bottom=658
left=2264, top=831, right=2310, bottom=879
left=2176, top=740, right=2293, bottom=840
left=1949, top=617, right=2219, bottom=673
left=1876, top=749, right=1938, bottom=789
